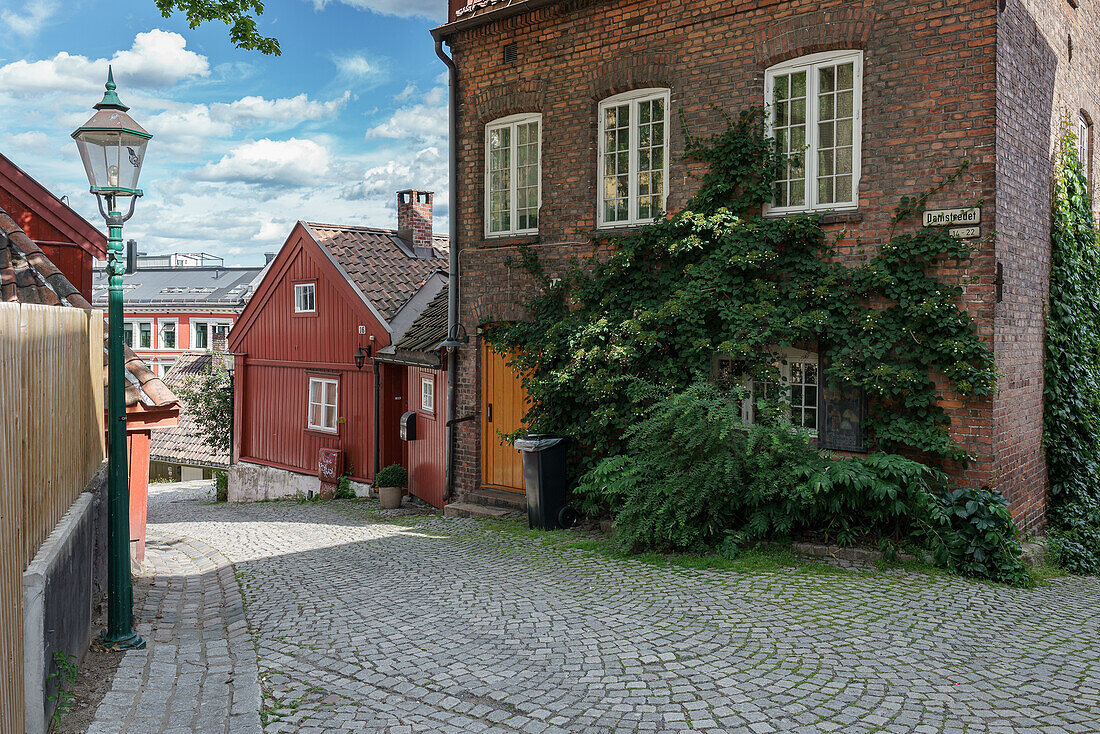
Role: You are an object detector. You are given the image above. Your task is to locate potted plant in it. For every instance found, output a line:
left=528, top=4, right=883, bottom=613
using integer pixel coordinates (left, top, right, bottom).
left=375, top=464, right=408, bottom=509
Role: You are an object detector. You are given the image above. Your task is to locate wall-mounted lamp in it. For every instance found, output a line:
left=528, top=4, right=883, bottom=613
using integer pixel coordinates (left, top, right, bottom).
left=440, top=323, right=470, bottom=349
left=354, top=344, right=371, bottom=371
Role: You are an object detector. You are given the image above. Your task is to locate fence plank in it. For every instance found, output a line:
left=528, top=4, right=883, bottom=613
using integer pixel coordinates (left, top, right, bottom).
left=0, top=302, right=106, bottom=733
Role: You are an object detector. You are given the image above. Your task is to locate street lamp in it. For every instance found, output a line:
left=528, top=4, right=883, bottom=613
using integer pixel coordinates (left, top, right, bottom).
left=72, top=66, right=151, bottom=650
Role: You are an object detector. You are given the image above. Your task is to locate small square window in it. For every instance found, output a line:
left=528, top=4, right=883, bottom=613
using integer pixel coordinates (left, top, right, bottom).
left=421, top=376, right=435, bottom=414
left=160, top=321, right=176, bottom=349
left=295, top=283, right=316, bottom=313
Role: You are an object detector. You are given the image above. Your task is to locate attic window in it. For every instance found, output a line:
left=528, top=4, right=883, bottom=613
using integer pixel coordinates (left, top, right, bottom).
left=295, top=283, right=316, bottom=313
left=503, top=44, right=518, bottom=64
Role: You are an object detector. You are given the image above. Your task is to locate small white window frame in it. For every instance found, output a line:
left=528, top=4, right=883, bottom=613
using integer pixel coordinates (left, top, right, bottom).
left=597, top=87, right=671, bottom=229
left=192, top=320, right=209, bottom=350
left=307, top=377, right=339, bottom=433
left=420, top=375, right=435, bottom=414
left=125, top=319, right=154, bottom=349
left=294, top=282, right=317, bottom=313
left=1078, top=113, right=1091, bottom=183
left=484, top=113, right=543, bottom=238
left=737, top=348, right=820, bottom=435
left=764, top=50, right=863, bottom=215
left=158, top=318, right=178, bottom=351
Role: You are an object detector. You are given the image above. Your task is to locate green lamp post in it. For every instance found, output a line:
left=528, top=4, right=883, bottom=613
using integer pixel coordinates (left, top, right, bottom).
left=72, top=67, right=151, bottom=650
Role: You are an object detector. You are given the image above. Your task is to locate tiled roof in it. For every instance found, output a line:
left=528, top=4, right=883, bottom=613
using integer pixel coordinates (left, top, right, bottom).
left=0, top=206, right=177, bottom=409
left=394, top=286, right=448, bottom=352
left=303, top=222, right=448, bottom=321
left=92, top=266, right=263, bottom=309
left=149, top=351, right=229, bottom=468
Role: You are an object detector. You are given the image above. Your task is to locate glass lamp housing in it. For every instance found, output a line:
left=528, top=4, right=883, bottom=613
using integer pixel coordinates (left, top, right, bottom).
left=72, top=69, right=151, bottom=197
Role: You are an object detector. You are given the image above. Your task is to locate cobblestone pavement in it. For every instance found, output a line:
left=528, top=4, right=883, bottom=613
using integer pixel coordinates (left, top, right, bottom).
left=112, top=480, right=1100, bottom=734
left=87, top=527, right=262, bottom=734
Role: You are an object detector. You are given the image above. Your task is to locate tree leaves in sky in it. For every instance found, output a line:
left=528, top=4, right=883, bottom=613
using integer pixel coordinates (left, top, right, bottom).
left=154, top=0, right=280, bottom=55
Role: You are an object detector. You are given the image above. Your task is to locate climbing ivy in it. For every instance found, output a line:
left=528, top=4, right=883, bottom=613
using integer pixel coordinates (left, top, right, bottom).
left=1045, top=121, right=1100, bottom=574
left=485, top=109, right=997, bottom=471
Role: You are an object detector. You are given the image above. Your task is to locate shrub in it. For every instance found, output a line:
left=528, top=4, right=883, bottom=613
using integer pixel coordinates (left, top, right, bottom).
left=334, top=471, right=356, bottom=500
left=214, top=470, right=228, bottom=502
left=375, top=464, right=407, bottom=488
left=576, top=383, right=1030, bottom=585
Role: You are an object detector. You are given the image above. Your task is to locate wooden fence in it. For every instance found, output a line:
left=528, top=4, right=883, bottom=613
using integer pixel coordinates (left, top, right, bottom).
left=0, top=302, right=105, bottom=733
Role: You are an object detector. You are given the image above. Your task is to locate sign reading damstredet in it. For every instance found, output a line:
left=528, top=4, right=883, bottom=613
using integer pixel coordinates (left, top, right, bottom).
left=924, top=207, right=980, bottom=239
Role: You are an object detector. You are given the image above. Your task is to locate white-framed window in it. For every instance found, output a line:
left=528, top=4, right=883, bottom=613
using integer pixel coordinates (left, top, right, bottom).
left=307, top=377, right=339, bottom=433
left=598, top=88, right=670, bottom=228
left=159, top=360, right=174, bottom=378
left=1078, top=113, right=1091, bottom=182
left=192, top=320, right=232, bottom=350
left=765, top=51, right=863, bottom=213
left=485, top=114, right=542, bottom=236
left=294, top=282, right=316, bottom=313
left=716, top=348, right=820, bottom=434
left=158, top=319, right=177, bottom=350
left=420, top=375, right=435, bottom=414
left=123, top=319, right=153, bottom=349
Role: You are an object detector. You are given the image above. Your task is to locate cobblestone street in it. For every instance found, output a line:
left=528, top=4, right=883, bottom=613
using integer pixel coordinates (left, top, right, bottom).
left=91, top=481, right=1100, bottom=734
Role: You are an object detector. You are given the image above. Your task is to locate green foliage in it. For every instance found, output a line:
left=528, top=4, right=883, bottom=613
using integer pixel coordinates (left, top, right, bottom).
left=576, top=384, right=1030, bottom=585
left=175, top=361, right=233, bottom=460
left=334, top=466, right=356, bottom=500
left=486, top=108, right=997, bottom=474
left=1045, top=121, right=1100, bottom=573
left=375, top=464, right=407, bottom=488
left=47, top=650, right=79, bottom=725
left=214, top=470, right=228, bottom=502
left=154, top=0, right=280, bottom=54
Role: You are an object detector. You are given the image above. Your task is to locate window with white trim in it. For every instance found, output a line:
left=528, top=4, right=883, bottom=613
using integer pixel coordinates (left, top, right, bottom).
left=294, top=282, right=316, bottom=313
left=485, top=114, right=541, bottom=236
left=715, top=349, right=820, bottom=433
left=598, top=88, right=670, bottom=227
left=1078, top=113, right=1091, bottom=183
left=123, top=323, right=134, bottom=348
left=307, top=377, right=338, bottom=432
left=421, top=375, right=435, bottom=414
left=765, top=51, right=862, bottom=213
left=159, top=319, right=177, bottom=349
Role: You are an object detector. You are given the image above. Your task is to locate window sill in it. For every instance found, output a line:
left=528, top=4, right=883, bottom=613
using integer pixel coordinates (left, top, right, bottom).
left=306, top=426, right=339, bottom=437
left=292, top=311, right=319, bottom=318
left=762, top=207, right=861, bottom=221
left=478, top=234, right=541, bottom=247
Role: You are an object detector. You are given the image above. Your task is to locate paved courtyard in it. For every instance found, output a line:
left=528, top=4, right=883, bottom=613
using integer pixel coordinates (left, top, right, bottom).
left=92, top=481, right=1100, bottom=734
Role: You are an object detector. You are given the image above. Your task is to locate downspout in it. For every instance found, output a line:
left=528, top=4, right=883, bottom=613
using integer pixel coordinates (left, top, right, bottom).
left=373, top=360, right=381, bottom=479
left=436, top=36, right=460, bottom=501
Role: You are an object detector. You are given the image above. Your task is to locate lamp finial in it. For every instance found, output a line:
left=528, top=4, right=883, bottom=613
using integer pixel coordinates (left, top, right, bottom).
left=95, top=65, right=129, bottom=112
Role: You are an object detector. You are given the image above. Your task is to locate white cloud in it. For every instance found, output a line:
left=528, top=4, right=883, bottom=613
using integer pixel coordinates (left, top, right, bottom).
left=194, top=138, right=333, bottom=186
left=365, top=86, right=447, bottom=144
left=0, top=30, right=209, bottom=95
left=333, top=54, right=386, bottom=85
left=213, top=91, right=352, bottom=125
left=2, top=0, right=57, bottom=37
left=342, top=146, right=446, bottom=200
left=312, top=0, right=444, bottom=21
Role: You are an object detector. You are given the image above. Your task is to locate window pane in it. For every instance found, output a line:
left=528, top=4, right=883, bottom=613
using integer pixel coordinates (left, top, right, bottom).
left=771, top=71, right=808, bottom=209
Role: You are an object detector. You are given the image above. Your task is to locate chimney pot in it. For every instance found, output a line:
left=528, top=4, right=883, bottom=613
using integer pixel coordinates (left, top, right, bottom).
left=396, top=189, right=435, bottom=256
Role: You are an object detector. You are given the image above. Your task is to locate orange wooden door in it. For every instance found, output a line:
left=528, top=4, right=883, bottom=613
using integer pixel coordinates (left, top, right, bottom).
left=481, top=344, right=528, bottom=493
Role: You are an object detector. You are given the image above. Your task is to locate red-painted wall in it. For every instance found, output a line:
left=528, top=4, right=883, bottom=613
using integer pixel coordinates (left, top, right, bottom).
left=403, top=365, right=447, bottom=508
left=231, top=225, right=392, bottom=483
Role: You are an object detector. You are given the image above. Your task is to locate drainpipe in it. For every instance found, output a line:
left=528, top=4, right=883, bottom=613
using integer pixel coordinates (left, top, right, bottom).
left=373, top=361, right=381, bottom=479
left=436, top=36, right=460, bottom=501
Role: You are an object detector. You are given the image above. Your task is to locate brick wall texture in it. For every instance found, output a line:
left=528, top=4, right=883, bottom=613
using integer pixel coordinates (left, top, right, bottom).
left=398, top=190, right=436, bottom=250
left=440, top=0, right=1100, bottom=532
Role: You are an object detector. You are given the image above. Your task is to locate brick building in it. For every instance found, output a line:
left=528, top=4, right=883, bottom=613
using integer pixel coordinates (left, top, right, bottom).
left=431, top=0, right=1100, bottom=531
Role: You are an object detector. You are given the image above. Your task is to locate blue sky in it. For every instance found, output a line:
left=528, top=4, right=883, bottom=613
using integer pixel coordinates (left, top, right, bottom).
left=0, top=0, right=449, bottom=265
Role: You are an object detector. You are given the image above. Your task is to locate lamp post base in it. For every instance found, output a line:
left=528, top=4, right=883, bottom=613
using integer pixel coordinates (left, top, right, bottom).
left=102, top=629, right=146, bottom=650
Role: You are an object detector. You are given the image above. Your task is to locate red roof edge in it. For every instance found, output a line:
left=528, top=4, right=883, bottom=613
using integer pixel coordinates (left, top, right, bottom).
left=0, top=151, right=108, bottom=259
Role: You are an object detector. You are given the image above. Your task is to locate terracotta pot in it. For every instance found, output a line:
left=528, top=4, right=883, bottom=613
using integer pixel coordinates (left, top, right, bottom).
left=378, top=485, right=404, bottom=509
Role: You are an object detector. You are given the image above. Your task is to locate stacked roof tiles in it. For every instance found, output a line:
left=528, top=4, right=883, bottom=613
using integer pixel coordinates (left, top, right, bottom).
left=303, top=222, right=447, bottom=321
left=150, top=351, right=229, bottom=469
left=0, top=205, right=177, bottom=409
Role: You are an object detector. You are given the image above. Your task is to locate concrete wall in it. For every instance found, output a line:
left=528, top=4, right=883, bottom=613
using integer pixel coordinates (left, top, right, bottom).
left=23, top=468, right=107, bottom=734
left=229, top=460, right=322, bottom=501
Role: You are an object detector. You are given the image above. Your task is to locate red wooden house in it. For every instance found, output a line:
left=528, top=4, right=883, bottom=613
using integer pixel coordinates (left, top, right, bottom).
left=228, top=190, right=453, bottom=507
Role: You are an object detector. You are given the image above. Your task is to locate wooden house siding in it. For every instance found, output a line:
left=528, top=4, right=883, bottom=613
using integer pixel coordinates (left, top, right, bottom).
left=231, top=225, right=392, bottom=483
left=404, top=366, right=447, bottom=507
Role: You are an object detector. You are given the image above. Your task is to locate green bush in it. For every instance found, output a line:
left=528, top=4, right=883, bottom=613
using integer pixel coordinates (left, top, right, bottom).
left=214, top=470, right=228, bottom=502
left=334, top=473, right=356, bottom=500
left=1045, top=121, right=1100, bottom=574
left=576, top=383, right=1030, bottom=585
left=375, top=464, right=407, bottom=488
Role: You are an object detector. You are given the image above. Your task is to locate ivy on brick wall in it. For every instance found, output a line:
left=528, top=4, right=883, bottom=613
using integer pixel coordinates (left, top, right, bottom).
left=1045, top=123, right=1100, bottom=574
left=485, top=108, right=997, bottom=469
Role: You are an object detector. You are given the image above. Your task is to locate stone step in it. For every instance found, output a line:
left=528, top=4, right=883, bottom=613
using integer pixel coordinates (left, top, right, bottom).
left=465, top=487, right=527, bottom=512
left=443, top=502, right=515, bottom=520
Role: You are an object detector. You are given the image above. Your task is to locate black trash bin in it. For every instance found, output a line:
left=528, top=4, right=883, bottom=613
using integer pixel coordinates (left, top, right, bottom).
left=513, top=434, right=576, bottom=530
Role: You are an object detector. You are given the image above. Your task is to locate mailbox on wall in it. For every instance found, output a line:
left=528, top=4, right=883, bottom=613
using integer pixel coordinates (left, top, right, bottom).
left=399, top=411, right=417, bottom=441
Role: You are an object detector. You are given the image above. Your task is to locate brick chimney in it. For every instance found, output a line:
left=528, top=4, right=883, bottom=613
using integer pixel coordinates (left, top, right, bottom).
left=397, top=189, right=435, bottom=257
